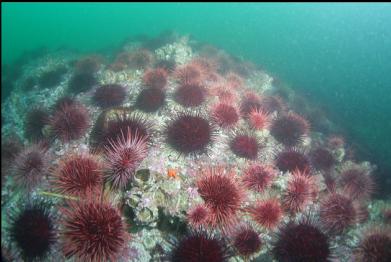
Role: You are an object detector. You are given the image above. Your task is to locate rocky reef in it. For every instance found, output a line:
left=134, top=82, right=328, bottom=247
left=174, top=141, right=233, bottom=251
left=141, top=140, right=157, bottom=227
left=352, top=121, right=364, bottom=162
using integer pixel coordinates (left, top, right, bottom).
left=1, top=32, right=390, bottom=262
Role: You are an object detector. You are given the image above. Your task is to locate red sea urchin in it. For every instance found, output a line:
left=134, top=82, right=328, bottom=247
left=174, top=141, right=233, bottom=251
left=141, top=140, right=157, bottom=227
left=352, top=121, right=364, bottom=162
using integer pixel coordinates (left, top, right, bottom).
left=170, top=230, right=230, bottom=262
left=135, top=88, right=166, bottom=113
left=211, top=102, right=239, bottom=129
left=174, top=63, right=203, bottom=85
left=165, top=112, right=216, bottom=156
left=275, top=148, right=310, bottom=174
left=282, top=169, right=317, bottom=214
left=242, top=163, right=277, bottom=193
left=196, top=167, right=245, bottom=232
left=270, top=112, right=309, bottom=147
left=104, top=128, right=148, bottom=189
left=248, top=108, right=271, bottom=130
left=8, top=200, right=57, bottom=261
left=338, top=165, right=375, bottom=200
left=49, top=103, right=90, bottom=143
left=187, top=205, right=209, bottom=228
left=232, top=226, right=262, bottom=258
left=240, top=92, right=262, bottom=117
left=174, top=82, right=207, bottom=107
left=12, top=144, right=50, bottom=191
left=143, top=68, right=168, bottom=89
left=52, top=153, right=104, bottom=197
left=272, top=217, right=331, bottom=262
left=249, top=198, right=283, bottom=230
left=93, top=84, right=127, bottom=108
left=319, top=193, right=357, bottom=235
left=354, top=227, right=391, bottom=262
left=229, top=131, right=261, bottom=160
left=61, top=198, right=128, bottom=262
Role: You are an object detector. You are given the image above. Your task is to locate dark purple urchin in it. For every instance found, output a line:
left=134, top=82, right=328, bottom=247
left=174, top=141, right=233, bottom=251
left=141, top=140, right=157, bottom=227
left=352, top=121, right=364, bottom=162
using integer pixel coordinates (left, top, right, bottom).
left=170, top=230, right=230, bottom=262
left=354, top=227, right=391, bottom=262
left=49, top=103, right=90, bottom=143
left=93, top=84, right=127, bottom=108
left=24, top=107, right=50, bottom=142
left=232, top=226, right=262, bottom=258
left=275, top=149, right=311, bottom=174
left=135, top=88, right=166, bottom=113
left=310, top=147, right=335, bottom=171
left=142, top=68, right=168, bottom=89
left=91, top=111, right=153, bottom=152
left=165, top=112, right=216, bottom=156
left=272, top=218, right=331, bottom=262
left=8, top=200, right=57, bottom=261
left=12, top=144, right=50, bottom=191
left=270, top=112, right=310, bottom=147
left=174, top=82, right=207, bottom=107
left=319, top=193, right=357, bottom=235
left=68, top=73, right=97, bottom=94
left=338, top=166, right=375, bottom=200
left=229, top=131, right=261, bottom=160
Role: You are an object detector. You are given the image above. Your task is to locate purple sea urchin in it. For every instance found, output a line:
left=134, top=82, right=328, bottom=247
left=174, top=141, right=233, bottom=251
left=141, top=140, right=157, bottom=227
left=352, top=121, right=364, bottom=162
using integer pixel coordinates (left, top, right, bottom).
left=275, top=149, right=310, bottom=174
left=354, top=227, right=391, bottom=262
left=142, top=68, right=168, bottom=89
left=320, top=193, right=357, bottom=235
left=232, top=226, right=262, bottom=258
left=8, top=200, right=57, bottom=261
left=93, top=84, right=126, bottom=108
left=49, top=103, right=90, bottom=142
left=135, top=88, right=166, bottom=112
left=338, top=165, right=374, bottom=200
left=270, top=112, right=309, bottom=147
left=174, top=82, right=207, bottom=107
left=310, top=147, right=335, bottom=171
left=12, top=144, right=49, bottom=191
left=272, top=218, right=331, bottom=262
left=91, top=110, right=152, bottom=151
left=165, top=112, right=215, bottom=156
left=170, top=230, right=230, bottom=262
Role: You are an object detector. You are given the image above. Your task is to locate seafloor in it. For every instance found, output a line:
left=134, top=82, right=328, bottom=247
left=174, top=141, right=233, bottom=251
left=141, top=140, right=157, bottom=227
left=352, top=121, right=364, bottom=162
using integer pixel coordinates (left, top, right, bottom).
left=1, top=32, right=390, bottom=262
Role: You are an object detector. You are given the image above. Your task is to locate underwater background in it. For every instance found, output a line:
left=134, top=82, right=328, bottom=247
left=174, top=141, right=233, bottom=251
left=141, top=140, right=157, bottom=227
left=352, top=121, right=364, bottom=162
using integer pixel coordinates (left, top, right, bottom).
left=3, top=3, right=391, bottom=196
left=2, top=3, right=391, bottom=262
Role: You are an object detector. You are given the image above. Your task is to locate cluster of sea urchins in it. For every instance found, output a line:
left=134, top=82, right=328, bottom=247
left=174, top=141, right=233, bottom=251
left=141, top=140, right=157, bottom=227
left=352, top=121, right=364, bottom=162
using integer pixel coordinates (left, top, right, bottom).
left=2, top=38, right=384, bottom=262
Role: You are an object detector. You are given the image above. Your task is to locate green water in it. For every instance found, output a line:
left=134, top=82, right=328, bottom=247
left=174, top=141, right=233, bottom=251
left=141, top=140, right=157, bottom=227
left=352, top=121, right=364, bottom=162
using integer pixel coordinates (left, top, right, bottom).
left=2, top=3, right=391, bottom=195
